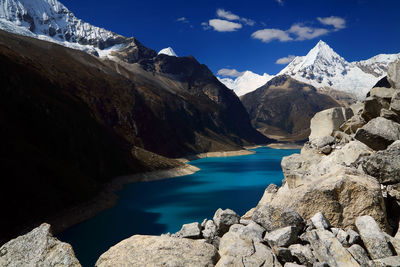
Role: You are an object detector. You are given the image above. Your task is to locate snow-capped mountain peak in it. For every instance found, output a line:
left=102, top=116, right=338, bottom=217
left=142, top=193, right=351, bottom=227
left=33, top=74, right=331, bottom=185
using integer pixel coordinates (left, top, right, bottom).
left=0, top=0, right=157, bottom=62
left=218, top=70, right=273, bottom=96
left=158, top=47, right=178, bottom=57
left=278, top=40, right=399, bottom=99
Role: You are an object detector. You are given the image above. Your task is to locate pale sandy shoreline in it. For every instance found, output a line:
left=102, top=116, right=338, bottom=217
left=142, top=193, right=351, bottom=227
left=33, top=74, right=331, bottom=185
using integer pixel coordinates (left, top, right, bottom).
left=267, top=143, right=303, bottom=149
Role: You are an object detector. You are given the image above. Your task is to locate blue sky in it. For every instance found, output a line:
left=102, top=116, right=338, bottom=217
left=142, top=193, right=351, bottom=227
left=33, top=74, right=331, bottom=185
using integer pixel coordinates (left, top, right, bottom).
left=62, top=0, right=400, bottom=76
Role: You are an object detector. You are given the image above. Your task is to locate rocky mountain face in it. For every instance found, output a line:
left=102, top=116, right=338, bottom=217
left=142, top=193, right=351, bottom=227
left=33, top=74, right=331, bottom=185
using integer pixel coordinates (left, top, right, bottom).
left=279, top=40, right=400, bottom=99
left=6, top=60, right=400, bottom=266
left=0, top=26, right=267, bottom=243
left=241, top=75, right=340, bottom=142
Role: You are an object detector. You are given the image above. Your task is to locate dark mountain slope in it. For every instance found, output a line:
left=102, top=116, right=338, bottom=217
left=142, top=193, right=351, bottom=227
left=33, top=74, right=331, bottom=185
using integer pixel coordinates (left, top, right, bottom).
left=241, top=75, right=340, bottom=142
left=0, top=30, right=268, bottom=243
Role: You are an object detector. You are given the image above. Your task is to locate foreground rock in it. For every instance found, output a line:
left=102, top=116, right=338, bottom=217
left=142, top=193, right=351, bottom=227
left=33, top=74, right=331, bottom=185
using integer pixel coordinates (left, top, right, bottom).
left=355, top=117, right=400, bottom=150
left=355, top=216, right=394, bottom=260
left=95, top=235, right=219, bottom=267
left=388, top=59, right=400, bottom=89
left=361, top=140, right=400, bottom=184
left=213, top=208, right=240, bottom=236
left=306, top=229, right=360, bottom=267
left=0, top=223, right=81, bottom=267
left=309, top=107, right=353, bottom=140
left=264, top=168, right=388, bottom=231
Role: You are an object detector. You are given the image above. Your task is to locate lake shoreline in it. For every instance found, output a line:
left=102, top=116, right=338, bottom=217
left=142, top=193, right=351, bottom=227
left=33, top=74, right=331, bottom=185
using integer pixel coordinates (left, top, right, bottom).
left=51, top=148, right=259, bottom=237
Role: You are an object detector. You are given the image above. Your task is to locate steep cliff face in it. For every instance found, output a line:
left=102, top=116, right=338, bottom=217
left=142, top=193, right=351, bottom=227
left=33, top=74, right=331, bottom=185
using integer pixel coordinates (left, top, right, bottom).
left=241, top=75, right=340, bottom=142
left=0, top=29, right=267, bottom=244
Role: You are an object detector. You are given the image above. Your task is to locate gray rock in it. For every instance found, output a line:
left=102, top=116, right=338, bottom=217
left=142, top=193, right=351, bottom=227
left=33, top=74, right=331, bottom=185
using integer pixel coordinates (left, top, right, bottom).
left=213, top=208, right=240, bottom=236
left=228, top=222, right=265, bottom=242
left=370, top=87, right=397, bottom=100
left=96, top=235, right=219, bottom=267
left=347, top=229, right=361, bottom=246
left=284, top=263, right=306, bottom=267
left=252, top=204, right=305, bottom=234
left=337, top=229, right=350, bottom=247
left=310, top=136, right=335, bottom=148
left=174, top=222, right=202, bottom=239
left=381, top=109, right=400, bottom=123
left=320, top=145, right=332, bottom=155
left=310, top=212, right=331, bottom=230
left=0, top=223, right=81, bottom=267
left=274, top=247, right=294, bottom=263
left=306, top=229, right=360, bottom=267
left=264, top=226, right=299, bottom=248
left=388, top=59, right=400, bottom=89
left=217, top=226, right=281, bottom=267
left=288, top=244, right=316, bottom=266
left=202, top=220, right=217, bottom=242
left=383, top=233, right=400, bottom=256
left=370, top=256, right=400, bottom=267
left=362, top=97, right=385, bottom=122
left=355, top=215, right=393, bottom=260
left=348, top=244, right=370, bottom=266
left=361, top=140, right=400, bottom=184
left=313, top=263, right=329, bottom=267
left=331, top=227, right=340, bottom=237
left=391, top=92, right=400, bottom=115
left=355, top=117, right=400, bottom=150
left=309, top=107, right=353, bottom=140
left=341, top=115, right=366, bottom=135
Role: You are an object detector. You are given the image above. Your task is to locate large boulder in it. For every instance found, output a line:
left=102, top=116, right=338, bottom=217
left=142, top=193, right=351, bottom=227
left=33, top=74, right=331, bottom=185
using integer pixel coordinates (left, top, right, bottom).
left=217, top=224, right=281, bottom=267
left=355, top=117, right=400, bottom=150
left=370, top=87, right=397, bottom=100
left=388, top=59, right=400, bottom=89
left=281, top=141, right=372, bottom=189
left=173, top=222, right=202, bottom=239
left=391, top=91, right=400, bottom=115
left=381, top=108, right=400, bottom=123
left=355, top=216, right=393, bottom=260
left=252, top=204, right=305, bottom=234
left=95, top=235, right=219, bottom=267
left=264, top=226, right=299, bottom=248
left=309, top=107, right=353, bottom=140
left=306, top=229, right=360, bottom=267
left=266, top=168, right=389, bottom=231
left=361, top=97, right=386, bottom=122
left=213, top=208, right=240, bottom=236
left=0, top=223, right=81, bottom=267
left=361, top=140, right=400, bottom=184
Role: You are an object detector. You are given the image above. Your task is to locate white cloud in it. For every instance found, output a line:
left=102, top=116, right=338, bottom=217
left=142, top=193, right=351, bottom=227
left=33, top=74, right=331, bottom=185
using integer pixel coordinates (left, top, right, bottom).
left=276, top=55, right=296, bottom=64
left=251, top=29, right=293, bottom=43
left=201, top=22, right=211, bottom=30
left=288, top=23, right=329, bottom=40
left=209, top=19, right=243, bottom=32
left=217, top=68, right=245, bottom=78
left=317, top=16, right=346, bottom=30
left=177, top=17, right=188, bottom=23
left=216, top=9, right=255, bottom=26
left=217, top=9, right=240, bottom=21
left=276, top=0, right=284, bottom=5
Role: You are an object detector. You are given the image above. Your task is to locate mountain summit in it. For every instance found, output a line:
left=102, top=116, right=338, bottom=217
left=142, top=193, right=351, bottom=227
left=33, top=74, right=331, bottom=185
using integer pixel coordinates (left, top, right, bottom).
left=279, top=40, right=399, bottom=99
left=158, top=47, right=178, bottom=57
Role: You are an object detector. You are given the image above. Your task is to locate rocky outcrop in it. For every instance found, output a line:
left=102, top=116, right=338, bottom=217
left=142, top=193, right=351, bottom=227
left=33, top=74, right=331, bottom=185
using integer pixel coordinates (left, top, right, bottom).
left=95, top=235, right=219, bottom=267
left=309, top=107, right=353, bottom=140
left=0, top=224, right=81, bottom=267
left=355, top=117, right=400, bottom=150
left=388, top=60, right=400, bottom=89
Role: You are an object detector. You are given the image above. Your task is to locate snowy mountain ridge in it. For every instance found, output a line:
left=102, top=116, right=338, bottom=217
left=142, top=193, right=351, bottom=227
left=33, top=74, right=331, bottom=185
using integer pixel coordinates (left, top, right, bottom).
left=217, top=71, right=274, bottom=96
left=219, top=40, right=399, bottom=99
left=0, top=0, right=159, bottom=62
left=278, top=40, right=400, bottom=99
left=158, top=47, right=178, bottom=57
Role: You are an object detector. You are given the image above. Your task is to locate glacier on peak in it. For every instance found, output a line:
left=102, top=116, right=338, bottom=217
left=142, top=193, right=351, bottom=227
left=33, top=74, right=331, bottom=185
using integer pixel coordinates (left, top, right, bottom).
left=158, top=47, right=178, bottom=57
left=218, top=70, right=274, bottom=96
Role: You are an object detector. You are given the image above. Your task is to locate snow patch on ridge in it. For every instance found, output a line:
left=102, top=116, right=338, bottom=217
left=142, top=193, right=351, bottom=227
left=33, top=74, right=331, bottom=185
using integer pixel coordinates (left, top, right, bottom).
left=158, top=47, right=177, bottom=57
left=218, top=71, right=274, bottom=96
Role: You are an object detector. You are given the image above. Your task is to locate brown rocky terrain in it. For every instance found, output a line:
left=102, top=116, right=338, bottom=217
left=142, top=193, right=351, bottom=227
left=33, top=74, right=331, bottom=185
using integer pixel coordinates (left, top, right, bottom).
left=0, top=29, right=269, bottom=244
left=241, top=75, right=341, bottom=142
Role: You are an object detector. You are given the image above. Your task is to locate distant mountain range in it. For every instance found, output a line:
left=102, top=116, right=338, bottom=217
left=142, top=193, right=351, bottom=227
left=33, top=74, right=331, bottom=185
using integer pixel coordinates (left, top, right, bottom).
left=219, top=41, right=399, bottom=99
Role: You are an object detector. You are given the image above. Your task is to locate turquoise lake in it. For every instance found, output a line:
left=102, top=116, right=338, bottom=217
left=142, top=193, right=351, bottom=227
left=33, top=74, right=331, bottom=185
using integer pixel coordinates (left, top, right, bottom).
left=58, top=147, right=299, bottom=266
